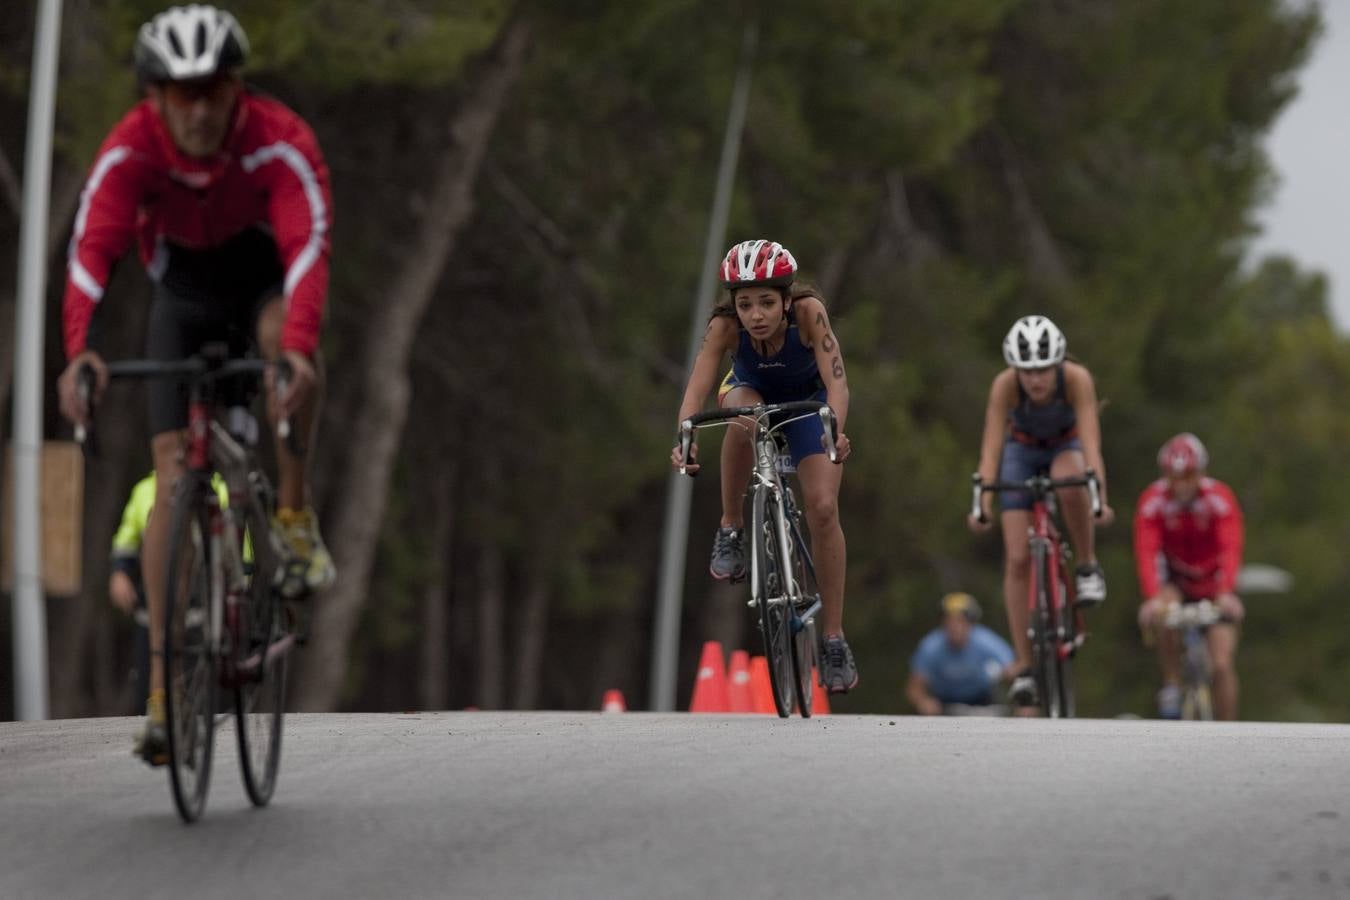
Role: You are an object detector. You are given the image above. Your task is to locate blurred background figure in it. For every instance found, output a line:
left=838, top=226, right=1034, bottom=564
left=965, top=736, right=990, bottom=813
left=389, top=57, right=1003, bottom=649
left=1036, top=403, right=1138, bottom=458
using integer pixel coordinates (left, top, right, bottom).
left=107, top=471, right=233, bottom=714
left=906, top=593, right=1014, bottom=715
left=108, top=474, right=157, bottom=713
left=1134, top=434, right=1245, bottom=720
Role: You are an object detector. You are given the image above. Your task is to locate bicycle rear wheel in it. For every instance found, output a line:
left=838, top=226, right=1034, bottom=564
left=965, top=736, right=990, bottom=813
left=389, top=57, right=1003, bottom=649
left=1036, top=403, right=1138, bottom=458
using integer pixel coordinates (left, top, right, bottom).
left=235, top=495, right=288, bottom=806
left=163, top=477, right=218, bottom=823
left=752, top=486, right=796, bottom=718
left=786, top=518, right=817, bottom=718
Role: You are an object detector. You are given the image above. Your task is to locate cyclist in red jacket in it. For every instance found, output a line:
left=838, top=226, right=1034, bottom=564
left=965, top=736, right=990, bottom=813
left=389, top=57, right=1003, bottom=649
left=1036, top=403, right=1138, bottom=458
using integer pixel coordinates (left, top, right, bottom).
left=1134, top=433, right=1245, bottom=719
left=54, top=5, right=334, bottom=764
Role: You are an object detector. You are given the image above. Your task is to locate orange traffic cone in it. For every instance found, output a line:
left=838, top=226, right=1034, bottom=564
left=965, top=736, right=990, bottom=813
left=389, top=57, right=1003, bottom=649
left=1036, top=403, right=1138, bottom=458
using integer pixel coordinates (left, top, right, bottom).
left=601, top=689, right=626, bottom=713
left=727, top=649, right=754, bottom=713
left=748, top=655, right=776, bottom=714
left=810, top=666, right=830, bottom=715
left=689, top=641, right=730, bottom=713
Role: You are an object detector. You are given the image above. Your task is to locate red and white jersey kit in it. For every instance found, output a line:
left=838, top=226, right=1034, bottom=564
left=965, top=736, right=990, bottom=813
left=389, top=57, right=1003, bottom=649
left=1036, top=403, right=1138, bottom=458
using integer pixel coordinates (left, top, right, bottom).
left=1134, top=477, right=1244, bottom=601
left=63, top=93, right=331, bottom=359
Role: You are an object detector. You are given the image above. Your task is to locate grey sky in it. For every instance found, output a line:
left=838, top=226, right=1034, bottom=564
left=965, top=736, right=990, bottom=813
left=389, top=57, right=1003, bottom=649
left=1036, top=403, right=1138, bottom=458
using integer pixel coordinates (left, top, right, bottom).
left=1253, top=0, right=1350, bottom=328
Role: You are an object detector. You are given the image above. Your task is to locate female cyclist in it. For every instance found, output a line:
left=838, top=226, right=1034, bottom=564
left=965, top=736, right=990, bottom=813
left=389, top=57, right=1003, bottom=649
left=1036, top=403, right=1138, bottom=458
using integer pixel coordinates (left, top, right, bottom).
left=670, top=240, right=857, bottom=693
left=968, top=315, right=1113, bottom=706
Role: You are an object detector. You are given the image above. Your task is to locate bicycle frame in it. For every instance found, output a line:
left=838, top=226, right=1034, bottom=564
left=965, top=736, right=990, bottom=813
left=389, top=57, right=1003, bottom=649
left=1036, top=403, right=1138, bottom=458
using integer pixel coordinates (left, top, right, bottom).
left=78, top=346, right=298, bottom=820
left=1027, top=497, right=1076, bottom=663
left=970, top=470, right=1101, bottom=717
left=1162, top=600, right=1224, bottom=721
left=679, top=400, right=838, bottom=717
left=170, top=361, right=296, bottom=686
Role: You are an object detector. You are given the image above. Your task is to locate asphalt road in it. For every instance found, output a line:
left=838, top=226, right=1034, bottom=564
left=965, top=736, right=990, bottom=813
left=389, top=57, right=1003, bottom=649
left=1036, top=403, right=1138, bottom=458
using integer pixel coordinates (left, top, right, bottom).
left=3, top=713, right=1348, bottom=899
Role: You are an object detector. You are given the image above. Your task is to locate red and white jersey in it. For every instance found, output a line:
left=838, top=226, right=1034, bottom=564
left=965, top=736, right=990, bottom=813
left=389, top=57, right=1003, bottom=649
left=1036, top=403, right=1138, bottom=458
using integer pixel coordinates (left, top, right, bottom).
left=1133, top=477, right=1244, bottom=601
left=63, top=93, right=332, bottom=359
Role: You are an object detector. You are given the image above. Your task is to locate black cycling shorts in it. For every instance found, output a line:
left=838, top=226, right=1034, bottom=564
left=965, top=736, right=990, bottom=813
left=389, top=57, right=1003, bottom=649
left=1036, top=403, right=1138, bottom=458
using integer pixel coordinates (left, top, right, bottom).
left=144, top=228, right=283, bottom=436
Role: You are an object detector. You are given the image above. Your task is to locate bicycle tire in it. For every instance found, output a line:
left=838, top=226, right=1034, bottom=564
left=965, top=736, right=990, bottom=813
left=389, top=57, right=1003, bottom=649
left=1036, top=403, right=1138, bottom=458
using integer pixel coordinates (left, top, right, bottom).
left=1055, top=574, right=1076, bottom=718
left=786, top=509, right=816, bottom=718
left=235, top=491, right=287, bottom=807
left=1182, top=635, right=1214, bottom=721
left=1031, top=542, right=1062, bottom=718
left=752, top=486, right=796, bottom=718
left=163, top=476, right=218, bottom=823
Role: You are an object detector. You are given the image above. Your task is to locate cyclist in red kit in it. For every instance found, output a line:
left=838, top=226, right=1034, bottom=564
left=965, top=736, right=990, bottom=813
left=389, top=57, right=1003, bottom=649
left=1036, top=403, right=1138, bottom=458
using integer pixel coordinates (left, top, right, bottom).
left=55, top=5, right=335, bottom=764
left=1134, top=433, right=1245, bottom=719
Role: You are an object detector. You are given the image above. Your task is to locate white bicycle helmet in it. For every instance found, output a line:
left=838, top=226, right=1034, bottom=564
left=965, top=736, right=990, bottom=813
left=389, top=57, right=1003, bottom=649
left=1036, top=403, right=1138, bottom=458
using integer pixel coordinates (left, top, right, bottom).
left=135, top=5, right=248, bottom=82
left=1002, top=315, right=1067, bottom=369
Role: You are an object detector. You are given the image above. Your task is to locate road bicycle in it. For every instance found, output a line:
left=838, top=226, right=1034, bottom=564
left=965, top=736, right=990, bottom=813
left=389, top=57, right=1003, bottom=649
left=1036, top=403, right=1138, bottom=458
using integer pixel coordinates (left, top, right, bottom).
left=678, top=401, right=838, bottom=718
left=1160, top=599, right=1228, bottom=721
left=79, top=344, right=303, bottom=822
left=970, top=470, right=1101, bottom=718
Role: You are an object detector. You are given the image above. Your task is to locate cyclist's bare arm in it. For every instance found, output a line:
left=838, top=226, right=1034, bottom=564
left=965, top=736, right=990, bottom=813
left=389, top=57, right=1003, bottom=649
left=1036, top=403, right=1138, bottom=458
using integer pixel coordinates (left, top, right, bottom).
left=905, top=671, right=941, bottom=716
left=971, top=370, right=1016, bottom=524
left=672, top=317, right=738, bottom=471
left=797, top=296, right=850, bottom=435
left=1064, top=362, right=1109, bottom=508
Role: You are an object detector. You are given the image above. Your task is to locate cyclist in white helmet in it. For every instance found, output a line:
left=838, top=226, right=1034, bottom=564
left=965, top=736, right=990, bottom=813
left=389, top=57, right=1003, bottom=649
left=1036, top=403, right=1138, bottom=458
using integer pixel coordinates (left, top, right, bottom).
left=56, top=5, right=335, bottom=765
left=967, top=315, right=1113, bottom=708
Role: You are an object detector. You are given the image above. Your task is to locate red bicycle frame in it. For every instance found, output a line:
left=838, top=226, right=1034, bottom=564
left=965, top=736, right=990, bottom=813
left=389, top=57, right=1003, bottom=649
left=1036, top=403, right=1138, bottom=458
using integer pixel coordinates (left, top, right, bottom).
left=1027, top=496, right=1080, bottom=662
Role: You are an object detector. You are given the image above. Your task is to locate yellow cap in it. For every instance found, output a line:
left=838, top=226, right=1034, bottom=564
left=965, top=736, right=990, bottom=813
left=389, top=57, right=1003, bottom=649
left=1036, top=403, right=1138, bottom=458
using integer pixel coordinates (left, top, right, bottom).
left=940, top=592, right=981, bottom=621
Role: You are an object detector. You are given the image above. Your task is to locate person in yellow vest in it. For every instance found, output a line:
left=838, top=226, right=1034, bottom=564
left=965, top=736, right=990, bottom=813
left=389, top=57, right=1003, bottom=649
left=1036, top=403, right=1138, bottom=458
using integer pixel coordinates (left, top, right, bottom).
left=109, top=471, right=232, bottom=716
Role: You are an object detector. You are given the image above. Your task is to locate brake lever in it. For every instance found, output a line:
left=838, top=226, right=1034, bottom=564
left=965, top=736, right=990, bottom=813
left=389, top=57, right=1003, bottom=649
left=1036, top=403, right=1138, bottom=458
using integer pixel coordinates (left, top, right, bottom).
left=677, top=420, right=696, bottom=477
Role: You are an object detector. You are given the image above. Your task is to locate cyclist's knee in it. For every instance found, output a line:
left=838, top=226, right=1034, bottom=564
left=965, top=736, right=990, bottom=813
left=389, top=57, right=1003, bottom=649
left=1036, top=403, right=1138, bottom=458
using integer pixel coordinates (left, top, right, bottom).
left=255, top=294, right=285, bottom=358
left=151, top=432, right=184, bottom=480
left=1004, top=550, right=1030, bottom=577
left=804, top=494, right=838, bottom=530
left=1209, top=632, right=1238, bottom=675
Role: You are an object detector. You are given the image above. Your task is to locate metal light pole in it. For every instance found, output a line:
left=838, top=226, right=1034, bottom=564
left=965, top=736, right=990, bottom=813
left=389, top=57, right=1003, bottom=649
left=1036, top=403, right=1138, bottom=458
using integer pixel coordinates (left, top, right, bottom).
left=11, top=0, right=65, bottom=720
left=649, top=22, right=758, bottom=712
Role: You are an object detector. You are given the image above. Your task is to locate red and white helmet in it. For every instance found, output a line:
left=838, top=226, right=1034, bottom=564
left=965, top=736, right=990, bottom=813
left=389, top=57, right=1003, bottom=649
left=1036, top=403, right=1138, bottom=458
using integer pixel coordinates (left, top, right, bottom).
left=719, top=240, right=798, bottom=289
left=1158, top=433, right=1209, bottom=476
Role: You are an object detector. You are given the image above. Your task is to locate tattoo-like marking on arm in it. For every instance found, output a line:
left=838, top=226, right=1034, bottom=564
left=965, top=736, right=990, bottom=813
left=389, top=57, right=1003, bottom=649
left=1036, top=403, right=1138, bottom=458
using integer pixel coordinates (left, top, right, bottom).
left=822, top=332, right=836, bottom=352
left=831, top=357, right=844, bottom=380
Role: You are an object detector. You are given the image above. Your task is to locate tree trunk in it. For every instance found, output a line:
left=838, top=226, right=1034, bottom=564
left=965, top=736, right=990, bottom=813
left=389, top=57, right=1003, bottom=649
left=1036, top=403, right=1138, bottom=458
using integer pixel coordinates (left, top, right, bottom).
left=293, top=16, right=531, bottom=710
left=474, top=453, right=506, bottom=709
left=991, top=129, right=1073, bottom=293
left=510, top=569, right=549, bottom=710
left=418, top=460, right=456, bottom=710
left=699, top=581, right=746, bottom=663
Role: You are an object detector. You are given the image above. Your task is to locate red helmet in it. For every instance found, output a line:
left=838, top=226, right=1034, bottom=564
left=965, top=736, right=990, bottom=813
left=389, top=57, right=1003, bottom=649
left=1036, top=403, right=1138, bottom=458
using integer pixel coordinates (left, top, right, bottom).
left=1157, top=433, right=1209, bottom=476
left=719, top=240, right=797, bottom=289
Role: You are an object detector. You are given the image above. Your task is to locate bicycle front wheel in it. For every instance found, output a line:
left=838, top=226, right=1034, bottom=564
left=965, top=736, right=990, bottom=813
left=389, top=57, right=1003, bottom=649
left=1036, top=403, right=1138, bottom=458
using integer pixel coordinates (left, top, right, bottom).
left=787, top=519, right=817, bottom=719
left=752, top=486, right=796, bottom=718
left=1031, top=543, right=1062, bottom=719
left=235, top=496, right=287, bottom=807
left=1055, top=575, right=1076, bottom=718
left=163, top=477, right=219, bottom=823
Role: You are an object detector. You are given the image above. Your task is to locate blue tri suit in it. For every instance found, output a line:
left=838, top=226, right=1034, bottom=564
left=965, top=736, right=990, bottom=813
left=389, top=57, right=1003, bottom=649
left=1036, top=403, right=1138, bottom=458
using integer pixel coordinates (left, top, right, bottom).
left=717, top=310, right=828, bottom=467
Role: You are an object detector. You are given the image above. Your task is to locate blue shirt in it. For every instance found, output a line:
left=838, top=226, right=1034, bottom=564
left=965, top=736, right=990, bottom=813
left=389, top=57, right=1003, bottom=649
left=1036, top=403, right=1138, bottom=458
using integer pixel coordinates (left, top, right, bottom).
left=910, top=624, right=1014, bottom=705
